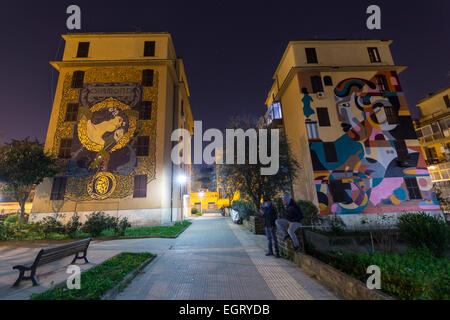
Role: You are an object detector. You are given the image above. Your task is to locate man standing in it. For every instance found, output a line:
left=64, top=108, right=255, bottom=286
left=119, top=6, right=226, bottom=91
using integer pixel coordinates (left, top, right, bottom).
left=276, top=195, right=304, bottom=251
left=259, top=200, right=280, bottom=257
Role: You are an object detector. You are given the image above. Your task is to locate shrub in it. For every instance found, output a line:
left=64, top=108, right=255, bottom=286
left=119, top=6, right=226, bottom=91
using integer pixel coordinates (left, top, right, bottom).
left=231, top=200, right=255, bottom=221
left=273, top=197, right=284, bottom=219
left=320, top=248, right=450, bottom=300
left=4, top=213, right=20, bottom=224
left=38, top=216, right=65, bottom=236
left=82, top=212, right=112, bottom=237
left=397, top=212, right=449, bottom=257
left=0, top=222, right=15, bottom=241
left=297, top=200, right=321, bottom=226
left=64, top=213, right=82, bottom=238
left=111, top=217, right=131, bottom=237
left=191, top=207, right=199, bottom=214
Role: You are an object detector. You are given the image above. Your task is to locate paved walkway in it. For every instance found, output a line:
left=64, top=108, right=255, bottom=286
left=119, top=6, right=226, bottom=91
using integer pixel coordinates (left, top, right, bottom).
left=115, top=215, right=337, bottom=300
left=0, top=215, right=337, bottom=300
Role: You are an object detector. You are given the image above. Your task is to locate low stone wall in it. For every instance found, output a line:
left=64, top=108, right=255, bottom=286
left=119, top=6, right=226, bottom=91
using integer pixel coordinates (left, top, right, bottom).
left=242, top=215, right=265, bottom=235
left=276, top=228, right=392, bottom=300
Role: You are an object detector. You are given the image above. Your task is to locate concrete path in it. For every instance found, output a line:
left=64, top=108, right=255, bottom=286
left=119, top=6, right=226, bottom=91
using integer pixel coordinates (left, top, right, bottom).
left=115, top=215, right=337, bottom=300
left=0, top=236, right=176, bottom=299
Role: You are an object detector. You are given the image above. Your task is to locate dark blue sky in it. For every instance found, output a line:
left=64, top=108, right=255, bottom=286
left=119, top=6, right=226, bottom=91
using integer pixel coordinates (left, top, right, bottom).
left=0, top=0, right=448, bottom=144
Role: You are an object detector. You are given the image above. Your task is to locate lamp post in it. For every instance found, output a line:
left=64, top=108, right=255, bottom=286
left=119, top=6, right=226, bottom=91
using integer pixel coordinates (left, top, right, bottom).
left=199, top=191, right=204, bottom=214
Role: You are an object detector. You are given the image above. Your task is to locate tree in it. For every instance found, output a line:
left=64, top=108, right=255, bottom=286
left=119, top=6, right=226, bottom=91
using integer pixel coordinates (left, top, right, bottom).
left=0, top=138, right=60, bottom=224
left=191, top=164, right=217, bottom=191
left=217, top=116, right=299, bottom=211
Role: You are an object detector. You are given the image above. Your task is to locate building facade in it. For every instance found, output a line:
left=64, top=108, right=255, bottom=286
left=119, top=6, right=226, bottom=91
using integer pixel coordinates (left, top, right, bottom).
left=265, top=40, right=442, bottom=227
left=30, top=32, right=193, bottom=226
left=415, top=86, right=450, bottom=198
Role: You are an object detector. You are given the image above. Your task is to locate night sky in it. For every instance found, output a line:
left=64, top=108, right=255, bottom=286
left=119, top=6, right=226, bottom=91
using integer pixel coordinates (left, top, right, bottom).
left=0, top=0, right=448, bottom=144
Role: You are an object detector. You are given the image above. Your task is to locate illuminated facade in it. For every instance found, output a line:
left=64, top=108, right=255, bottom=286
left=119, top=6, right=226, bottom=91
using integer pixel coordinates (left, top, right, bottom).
left=265, top=40, right=442, bottom=227
left=415, top=86, right=450, bottom=198
left=31, top=32, right=193, bottom=225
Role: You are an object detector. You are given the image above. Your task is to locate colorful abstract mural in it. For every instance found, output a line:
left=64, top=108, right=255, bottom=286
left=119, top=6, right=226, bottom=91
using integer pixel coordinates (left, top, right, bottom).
left=303, top=72, right=440, bottom=215
left=53, top=67, right=158, bottom=201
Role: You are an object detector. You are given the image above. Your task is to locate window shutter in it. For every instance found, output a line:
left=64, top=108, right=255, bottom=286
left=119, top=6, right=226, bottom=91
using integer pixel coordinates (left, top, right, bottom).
left=144, top=41, right=155, bottom=57
left=71, top=71, right=85, bottom=88
left=324, top=142, right=338, bottom=162
left=394, top=140, right=408, bottom=161
left=316, top=108, right=331, bottom=126
left=139, top=101, right=152, bottom=120
left=142, top=69, right=154, bottom=87
left=133, top=175, right=147, bottom=198
left=50, top=177, right=67, bottom=200
left=311, top=76, right=324, bottom=93
left=76, top=42, right=90, bottom=58
left=404, top=177, right=422, bottom=200
left=305, top=48, right=318, bottom=64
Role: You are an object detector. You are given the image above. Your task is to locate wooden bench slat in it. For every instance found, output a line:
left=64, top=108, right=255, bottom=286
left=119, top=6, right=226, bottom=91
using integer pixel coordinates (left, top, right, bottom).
left=12, top=238, right=92, bottom=287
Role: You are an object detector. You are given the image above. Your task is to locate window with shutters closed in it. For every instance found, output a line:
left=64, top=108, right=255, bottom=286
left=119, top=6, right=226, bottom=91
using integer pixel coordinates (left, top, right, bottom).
left=311, top=76, right=324, bottom=93
left=76, top=42, right=90, bottom=58
left=384, top=106, right=399, bottom=124
left=404, top=177, right=422, bottom=200
left=139, top=101, right=152, bottom=120
left=135, top=136, right=149, bottom=156
left=50, top=177, right=67, bottom=200
left=444, top=95, right=450, bottom=108
left=133, top=175, right=147, bottom=198
left=394, top=140, right=409, bottom=161
left=323, top=76, right=333, bottom=86
left=316, top=108, right=331, bottom=126
left=59, top=139, right=73, bottom=159
left=329, top=180, right=350, bottom=203
left=305, top=48, right=318, bottom=63
left=324, top=142, right=338, bottom=162
left=71, top=71, right=85, bottom=88
left=142, top=69, right=154, bottom=87
left=144, top=41, right=155, bottom=57
left=65, top=103, right=79, bottom=122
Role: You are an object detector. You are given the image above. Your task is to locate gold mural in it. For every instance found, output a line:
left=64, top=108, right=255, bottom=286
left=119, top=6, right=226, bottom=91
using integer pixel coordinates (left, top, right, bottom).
left=53, top=66, right=158, bottom=201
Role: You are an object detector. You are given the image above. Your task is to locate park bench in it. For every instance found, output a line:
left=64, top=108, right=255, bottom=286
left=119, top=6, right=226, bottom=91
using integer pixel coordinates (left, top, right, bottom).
left=12, top=238, right=92, bottom=286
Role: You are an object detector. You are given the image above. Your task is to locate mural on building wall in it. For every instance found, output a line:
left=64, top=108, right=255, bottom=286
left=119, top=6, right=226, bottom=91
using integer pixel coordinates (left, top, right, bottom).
left=303, top=72, right=440, bottom=215
left=53, top=67, right=158, bottom=201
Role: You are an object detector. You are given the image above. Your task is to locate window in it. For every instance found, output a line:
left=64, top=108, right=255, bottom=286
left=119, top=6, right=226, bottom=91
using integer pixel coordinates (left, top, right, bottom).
left=384, top=106, right=399, bottom=124
left=76, top=42, right=90, bottom=58
left=368, top=47, right=381, bottom=63
left=139, top=101, right=152, bottom=120
left=180, top=100, right=185, bottom=118
left=71, top=71, right=85, bottom=88
left=135, top=136, right=149, bottom=156
left=266, top=101, right=282, bottom=125
left=305, top=48, right=318, bottom=64
left=58, top=138, right=73, bottom=159
left=50, top=177, right=67, bottom=200
left=305, top=120, right=319, bottom=139
left=404, top=177, right=422, bottom=200
left=133, top=175, right=147, bottom=198
left=311, top=76, right=324, bottom=93
left=142, top=69, right=154, bottom=87
left=316, top=108, right=331, bottom=126
left=426, top=147, right=438, bottom=160
left=388, top=96, right=400, bottom=109
left=444, top=95, right=450, bottom=108
left=329, top=180, right=350, bottom=203
left=323, top=142, right=338, bottom=162
left=144, top=41, right=155, bottom=57
left=323, top=76, right=333, bottom=86
left=394, top=140, right=409, bottom=161
left=65, top=103, right=79, bottom=122
left=375, top=75, right=389, bottom=92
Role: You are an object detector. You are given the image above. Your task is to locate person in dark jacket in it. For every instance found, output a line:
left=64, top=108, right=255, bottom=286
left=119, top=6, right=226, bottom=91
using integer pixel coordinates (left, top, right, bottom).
left=275, top=194, right=303, bottom=251
left=258, top=200, right=280, bottom=257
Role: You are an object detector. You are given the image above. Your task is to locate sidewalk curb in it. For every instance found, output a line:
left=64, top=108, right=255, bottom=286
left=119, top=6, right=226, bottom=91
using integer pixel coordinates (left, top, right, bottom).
left=101, top=255, right=157, bottom=300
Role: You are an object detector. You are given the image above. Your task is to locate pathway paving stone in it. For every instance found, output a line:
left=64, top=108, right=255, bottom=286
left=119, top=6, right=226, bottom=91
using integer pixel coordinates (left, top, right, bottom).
left=115, top=215, right=337, bottom=300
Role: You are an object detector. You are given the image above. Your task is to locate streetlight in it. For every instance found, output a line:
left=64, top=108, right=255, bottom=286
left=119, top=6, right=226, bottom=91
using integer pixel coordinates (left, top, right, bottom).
left=199, top=192, right=204, bottom=213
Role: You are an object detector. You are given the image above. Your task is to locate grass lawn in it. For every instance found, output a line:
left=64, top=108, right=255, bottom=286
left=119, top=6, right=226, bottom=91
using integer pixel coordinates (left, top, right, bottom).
left=31, top=252, right=153, bottom=300
left=98, top=220, right=192, bottom=238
